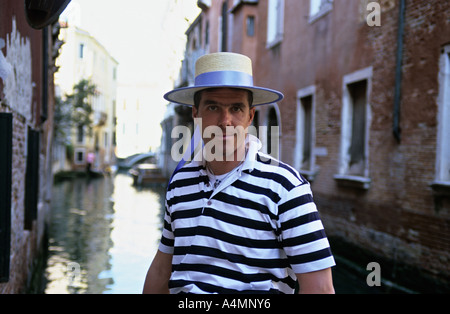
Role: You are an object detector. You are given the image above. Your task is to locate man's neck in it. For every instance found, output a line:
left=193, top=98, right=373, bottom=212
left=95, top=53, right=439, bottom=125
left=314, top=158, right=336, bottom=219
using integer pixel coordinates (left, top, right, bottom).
left=205, top=145, right=247, bottom=175
left=206, top=159, right=243, bottom=175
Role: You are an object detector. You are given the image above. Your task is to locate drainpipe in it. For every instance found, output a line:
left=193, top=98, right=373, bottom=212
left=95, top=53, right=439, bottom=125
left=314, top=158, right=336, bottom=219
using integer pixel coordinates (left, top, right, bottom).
left=393, top=0, right=406, bottom=143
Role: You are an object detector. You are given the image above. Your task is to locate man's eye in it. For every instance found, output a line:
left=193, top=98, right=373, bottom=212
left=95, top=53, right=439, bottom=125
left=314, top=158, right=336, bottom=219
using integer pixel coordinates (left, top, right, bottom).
left=232, top=106, right=242, bottom=112
left=207, top=105, right=218, bottom=111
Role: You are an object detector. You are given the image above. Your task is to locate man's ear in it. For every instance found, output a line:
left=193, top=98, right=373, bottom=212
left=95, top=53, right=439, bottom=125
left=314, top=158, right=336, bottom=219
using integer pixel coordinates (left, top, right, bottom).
left=248, top=107, right=256, bottom=125
left=192, top=106, right=198, bottom=119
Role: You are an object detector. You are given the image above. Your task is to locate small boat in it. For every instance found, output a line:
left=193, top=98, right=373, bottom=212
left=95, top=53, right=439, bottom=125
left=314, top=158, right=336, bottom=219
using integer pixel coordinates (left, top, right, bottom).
left=129, top=163, right=167, bottom=186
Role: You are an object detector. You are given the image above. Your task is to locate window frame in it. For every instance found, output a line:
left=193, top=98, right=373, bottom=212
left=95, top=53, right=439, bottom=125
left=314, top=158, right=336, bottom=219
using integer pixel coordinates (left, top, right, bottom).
left=266, top=0, right=284, bottom=48
left=295, top=85, right=317, bottom=181
left=309, top=0, right=334, bottom=24
left=74, top=148, right=86, bottom=165
left=334, top=66, right=373, bottom=189
left=431, top=45, right=450, bottom=197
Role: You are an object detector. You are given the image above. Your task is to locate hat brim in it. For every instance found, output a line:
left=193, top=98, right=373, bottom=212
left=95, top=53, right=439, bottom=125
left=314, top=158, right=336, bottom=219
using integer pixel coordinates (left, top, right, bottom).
left=164, top=85, right=284, bottom=107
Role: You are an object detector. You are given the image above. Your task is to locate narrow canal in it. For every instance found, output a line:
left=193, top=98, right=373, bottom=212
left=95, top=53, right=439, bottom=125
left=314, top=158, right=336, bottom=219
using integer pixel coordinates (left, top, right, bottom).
left=44, top=173, right=165, bottom=294
left=42, top=173, right=399, bottom=294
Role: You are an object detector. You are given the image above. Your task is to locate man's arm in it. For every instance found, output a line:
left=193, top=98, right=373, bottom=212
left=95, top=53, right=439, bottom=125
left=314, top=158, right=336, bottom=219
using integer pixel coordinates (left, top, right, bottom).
left=296, top=268, right=335, bottom=294
left=142, top=250, right=173, bottom=294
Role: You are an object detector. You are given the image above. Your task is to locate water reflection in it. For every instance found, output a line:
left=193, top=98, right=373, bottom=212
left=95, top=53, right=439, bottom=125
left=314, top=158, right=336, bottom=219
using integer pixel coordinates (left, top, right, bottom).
left=45, top=173, right=166, bottom=294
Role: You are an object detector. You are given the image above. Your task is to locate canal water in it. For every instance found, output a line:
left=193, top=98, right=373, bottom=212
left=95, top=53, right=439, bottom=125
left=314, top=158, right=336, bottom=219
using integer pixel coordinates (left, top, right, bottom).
left=43, top=173, right=399, bottom=294
left=44, top=173, right=165, bottom=294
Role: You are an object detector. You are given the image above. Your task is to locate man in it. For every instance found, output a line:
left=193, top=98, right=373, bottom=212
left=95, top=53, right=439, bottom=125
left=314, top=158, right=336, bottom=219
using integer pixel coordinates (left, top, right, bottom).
left=86, top=151, right=95, bottom=175
left=143, top=52, right=335, bottom=294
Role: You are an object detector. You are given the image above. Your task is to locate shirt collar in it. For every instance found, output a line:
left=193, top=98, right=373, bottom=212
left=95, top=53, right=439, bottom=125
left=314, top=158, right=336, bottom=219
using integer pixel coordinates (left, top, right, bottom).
left=242, top=134, right=261, bottom=172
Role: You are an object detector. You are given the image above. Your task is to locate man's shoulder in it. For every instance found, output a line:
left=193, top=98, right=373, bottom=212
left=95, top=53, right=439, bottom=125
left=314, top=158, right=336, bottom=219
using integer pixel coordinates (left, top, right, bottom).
left=250, top=152, right=308, bottom=191
left=177, top=161, right=205, bottom=174
left=167, top=162, right=206, bottom=191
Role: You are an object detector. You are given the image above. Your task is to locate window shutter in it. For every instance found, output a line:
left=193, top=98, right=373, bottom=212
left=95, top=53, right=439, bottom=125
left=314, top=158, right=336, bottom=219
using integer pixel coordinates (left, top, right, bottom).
left=0, top=113, right=13, bottom=282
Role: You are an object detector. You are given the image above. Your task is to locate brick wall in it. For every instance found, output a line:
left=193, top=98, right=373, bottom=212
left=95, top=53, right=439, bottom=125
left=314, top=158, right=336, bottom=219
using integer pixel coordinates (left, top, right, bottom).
left=253, top=0, right=450, bottom=288
left=0, top=0, right=56, bottom=293
left=181, top=0, right=449, bottom=290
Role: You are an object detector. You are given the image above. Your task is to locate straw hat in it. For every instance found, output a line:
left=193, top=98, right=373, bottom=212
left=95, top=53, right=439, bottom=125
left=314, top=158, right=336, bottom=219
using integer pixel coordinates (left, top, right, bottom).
left=164, top=52, right=284, bottom=106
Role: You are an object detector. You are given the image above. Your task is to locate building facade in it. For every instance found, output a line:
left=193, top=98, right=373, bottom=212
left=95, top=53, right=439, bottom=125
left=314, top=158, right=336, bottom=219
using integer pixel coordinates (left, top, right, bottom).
left=0, top=0, right=67, bottom=293
left=253, top=0, right=449, bottom=292
left=54, top=22, right=118, bottom=173
left=165, top=0, right=450, bottom=291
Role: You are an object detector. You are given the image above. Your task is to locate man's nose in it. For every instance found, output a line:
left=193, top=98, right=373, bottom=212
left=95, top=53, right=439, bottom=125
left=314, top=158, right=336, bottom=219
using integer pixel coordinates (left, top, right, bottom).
left=218, top=108, right=233, bottom=127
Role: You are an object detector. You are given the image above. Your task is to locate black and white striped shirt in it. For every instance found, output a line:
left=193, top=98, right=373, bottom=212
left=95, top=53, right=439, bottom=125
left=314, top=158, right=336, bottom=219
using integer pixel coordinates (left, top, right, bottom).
left=159, top=136, right=335, bottom=294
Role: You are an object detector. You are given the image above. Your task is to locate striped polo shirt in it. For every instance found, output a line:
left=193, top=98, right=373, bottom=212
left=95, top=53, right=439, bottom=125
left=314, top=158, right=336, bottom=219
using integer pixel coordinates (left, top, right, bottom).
left=158, top=135, right=335, bottom=294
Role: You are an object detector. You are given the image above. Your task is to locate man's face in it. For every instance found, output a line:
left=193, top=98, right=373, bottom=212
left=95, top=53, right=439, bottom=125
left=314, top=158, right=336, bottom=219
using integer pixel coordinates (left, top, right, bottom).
left=192, top=88, right=255, bottom=162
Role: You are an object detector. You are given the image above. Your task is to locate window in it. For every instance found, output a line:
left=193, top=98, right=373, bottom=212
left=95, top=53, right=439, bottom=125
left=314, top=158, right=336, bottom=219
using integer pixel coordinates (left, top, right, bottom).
left=205, top=20, right=210, bottom=48
left=104, top=131, right=108, bottom=148
left=79, top=43, right=84, bottom=59
left=335, top=67, right=372, bottom=189
left=24, top=128, right=40, bottom=230
left=246, top=15, right=255, bottom=37
left=435, top=45, right=450, bottom=184
left=295, top=86, right=316, bottom=180
left=77, top=124, right=84, bottom=143
left=309, top=0, right=333, bottom=23
left=347, top=80, right=367, bottom=174
left=74, top=148, right=85, bottom=165
left=267, top=0, right=284, bottom=48
left=309, top=0, right=322, bottom=16
left=0, top=113, right=12, bottom=282
left=77, top=151, right=83, bottom=162
left=95, top=132, right=99, bottom=151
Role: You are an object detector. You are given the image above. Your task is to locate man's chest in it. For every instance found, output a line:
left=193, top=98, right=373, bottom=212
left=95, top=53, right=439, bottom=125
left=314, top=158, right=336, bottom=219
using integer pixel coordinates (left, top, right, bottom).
left=169, top=182, right=281, bottom=252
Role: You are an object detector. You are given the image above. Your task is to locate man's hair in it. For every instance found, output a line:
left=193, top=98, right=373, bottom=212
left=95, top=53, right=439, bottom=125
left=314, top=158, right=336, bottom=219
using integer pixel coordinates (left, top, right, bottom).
left=193, top=88, right=254, bottom=109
